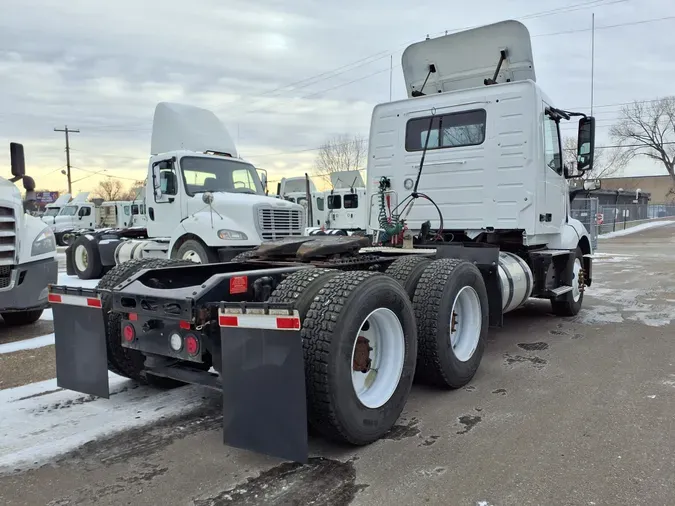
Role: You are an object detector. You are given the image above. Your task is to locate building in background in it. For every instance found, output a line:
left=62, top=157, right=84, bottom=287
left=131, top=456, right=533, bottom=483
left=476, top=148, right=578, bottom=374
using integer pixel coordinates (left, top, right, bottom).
left=598, top=175, right=675, bottom=204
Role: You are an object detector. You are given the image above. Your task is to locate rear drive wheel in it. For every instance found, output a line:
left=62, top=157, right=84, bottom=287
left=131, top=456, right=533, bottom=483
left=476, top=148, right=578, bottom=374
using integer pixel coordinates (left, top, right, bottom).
left=230, top=249, right=259, bottom=263
left=413, top=258, right=489, bottom=389
left=175, top=239, right=218, bottom=264
left=2, top=310, right=43, bottom=326
left=97, top=258, right=195, bottom=388
left=550, top=247, right=585, bottom=316
left=386, top=255, right=433, bottom=299
left=71, top=235, right=104, bottom=280
left=301, top=271, right=417, bottom=445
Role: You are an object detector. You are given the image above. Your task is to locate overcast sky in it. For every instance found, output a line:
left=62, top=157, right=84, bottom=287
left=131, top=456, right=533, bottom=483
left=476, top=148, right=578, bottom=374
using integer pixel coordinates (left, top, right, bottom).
left=1, top=0, right=674, bottom=194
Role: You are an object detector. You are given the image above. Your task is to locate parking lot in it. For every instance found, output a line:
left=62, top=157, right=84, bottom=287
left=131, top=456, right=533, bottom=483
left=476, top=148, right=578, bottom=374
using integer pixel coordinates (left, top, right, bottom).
left=1, top=225, right=675, bottom=506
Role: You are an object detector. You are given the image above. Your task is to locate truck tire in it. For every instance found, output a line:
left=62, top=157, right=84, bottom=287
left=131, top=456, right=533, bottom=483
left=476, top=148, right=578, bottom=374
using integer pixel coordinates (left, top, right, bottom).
left=1, top=309, right=43, bottom=326
left=175, top=239, right=218, bottom=264
left=550, top=247, right=585, bottom=317
left=413, top=258, right=489, bottom=389
left=268, top=268, right=340, bottom=317
left=97, top=258, right=194, bottom=388
left=301, top=271, right=417, bottom=445
left=386, top=255, right=432, bottom=299
left=230, top=249, right=258, bottom=263
left=71, top=235, right=104, bottom=280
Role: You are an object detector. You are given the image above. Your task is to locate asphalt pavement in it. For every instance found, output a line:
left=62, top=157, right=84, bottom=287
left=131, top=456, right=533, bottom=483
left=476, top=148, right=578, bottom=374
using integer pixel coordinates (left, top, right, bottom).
left=1, top=226, right=675, bottom=506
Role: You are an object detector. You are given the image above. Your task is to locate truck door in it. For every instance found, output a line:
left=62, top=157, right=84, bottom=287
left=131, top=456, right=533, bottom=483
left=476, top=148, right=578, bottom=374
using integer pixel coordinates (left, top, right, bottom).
left=542, top=109, right=566, bottom=233
left=146, top=160, right=183, bottom=238
left=76, top=204, right=94, bottom=228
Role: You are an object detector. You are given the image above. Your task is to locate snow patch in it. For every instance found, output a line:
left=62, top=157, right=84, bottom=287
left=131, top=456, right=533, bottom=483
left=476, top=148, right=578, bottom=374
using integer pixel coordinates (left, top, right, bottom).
left=0, top=374, right=218, bottom=474
left=599, top=220, right=675, bottom=239
left=56, top=273, right=99, bottom=289
left=0, top=334, right=54, bottom=354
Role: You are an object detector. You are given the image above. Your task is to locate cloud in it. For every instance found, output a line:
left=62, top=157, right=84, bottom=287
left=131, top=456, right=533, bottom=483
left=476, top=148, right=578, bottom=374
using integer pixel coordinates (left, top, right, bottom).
left=1, top=0, right=674, bottom=192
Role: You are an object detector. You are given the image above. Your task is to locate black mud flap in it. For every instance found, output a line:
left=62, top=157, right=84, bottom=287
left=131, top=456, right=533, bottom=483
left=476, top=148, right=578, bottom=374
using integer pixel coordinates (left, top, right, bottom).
left=218, top=302, right=308, bottom=463
left=49, top=286, right=109, bottom=398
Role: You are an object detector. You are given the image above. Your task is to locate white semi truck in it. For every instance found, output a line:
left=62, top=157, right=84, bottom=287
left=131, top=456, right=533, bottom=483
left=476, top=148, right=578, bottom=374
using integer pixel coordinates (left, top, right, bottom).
left=1, top=143, right=58, bottom=325
left=63, top=102, right=305, bottom=279
left=48, top=20, right=596, bottom=463
left=41, top=193, right=71, bottom=226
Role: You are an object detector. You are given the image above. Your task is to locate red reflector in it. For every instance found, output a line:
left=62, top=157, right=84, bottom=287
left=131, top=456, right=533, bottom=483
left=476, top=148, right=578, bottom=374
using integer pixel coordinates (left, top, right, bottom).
left=229, top=275, right=248, bottom=295
left=179, top=320, right=191, bottom=330
left=87, top=298, right=101, bottom=308
left=123, top=324, right=135, bottom=342
left=185, top=335, right=199, bottom=355
left=219, top=315, right=238, bottom=327
left=129, top=313, right=138, bottom=321
left=48, top=294, right=62, bottom=303
left=276, top=317, right=300, bottom=329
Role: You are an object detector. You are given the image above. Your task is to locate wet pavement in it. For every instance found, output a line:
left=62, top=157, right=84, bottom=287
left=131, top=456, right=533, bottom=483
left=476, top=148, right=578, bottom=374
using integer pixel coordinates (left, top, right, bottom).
left=1, top=225, right=675, bottom=506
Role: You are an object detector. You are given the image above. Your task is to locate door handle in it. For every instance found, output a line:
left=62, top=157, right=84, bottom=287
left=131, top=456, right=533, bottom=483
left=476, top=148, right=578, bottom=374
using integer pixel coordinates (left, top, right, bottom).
left=149, top=207, right=155, bottom=221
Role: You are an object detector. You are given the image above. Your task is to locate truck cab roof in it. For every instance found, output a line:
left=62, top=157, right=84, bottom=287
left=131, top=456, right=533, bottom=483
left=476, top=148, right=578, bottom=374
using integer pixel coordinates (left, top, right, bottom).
left=401, top=20, right=535, bottom=97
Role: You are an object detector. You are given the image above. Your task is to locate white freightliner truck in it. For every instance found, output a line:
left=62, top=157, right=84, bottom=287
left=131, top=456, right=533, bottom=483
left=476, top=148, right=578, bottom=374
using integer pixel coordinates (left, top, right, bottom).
left=41, top=193, right=71, bottom=226
left=48, top=20, right=596, bottom=463
left=1, top=143, right=58, bottom=325
left=63, top=102, right=305, bottom=279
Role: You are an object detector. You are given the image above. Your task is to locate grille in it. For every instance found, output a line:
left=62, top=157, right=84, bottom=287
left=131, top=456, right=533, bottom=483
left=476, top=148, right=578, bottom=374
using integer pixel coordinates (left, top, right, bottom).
left=0, top=207, right=16, bottom=265
left=0, top=265, right=11, bottom=289
left=257, top=208, right=304, bottom=241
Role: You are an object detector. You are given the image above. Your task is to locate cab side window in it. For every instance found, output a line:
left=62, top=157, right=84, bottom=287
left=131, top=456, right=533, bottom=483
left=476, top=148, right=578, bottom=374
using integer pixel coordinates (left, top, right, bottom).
left=544, top=115, right=563, bottom=175
left=159, top=164, right=178, bottom=196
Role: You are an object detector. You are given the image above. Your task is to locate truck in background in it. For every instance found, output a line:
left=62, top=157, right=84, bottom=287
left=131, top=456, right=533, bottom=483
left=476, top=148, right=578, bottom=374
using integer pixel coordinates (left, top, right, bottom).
left=1, top=143, right=58, bottom=326
left=41, top=193, right=71, bottom=225
left=63, top=102, right=305, bottom=279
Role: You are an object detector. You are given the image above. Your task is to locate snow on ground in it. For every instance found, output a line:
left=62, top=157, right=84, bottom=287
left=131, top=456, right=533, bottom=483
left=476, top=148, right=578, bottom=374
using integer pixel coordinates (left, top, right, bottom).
left=599, top=220, right=675, bottom=239
left=0, top=374, right=216, bottom=473
left=591, top=252, right=636, bottom=264
left=0, top=334, right=54, bottom=354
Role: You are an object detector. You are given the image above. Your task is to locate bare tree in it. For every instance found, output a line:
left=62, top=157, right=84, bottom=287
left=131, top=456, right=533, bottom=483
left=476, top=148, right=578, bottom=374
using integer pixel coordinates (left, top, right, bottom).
left=610, top=97, right=675, bottom=184
left=124, top=179, right=146, bottom=201
left=314, top=134, right=366, bottom=186
left=562, top=136, right=620, bottom=180
left=93, top=177, right=125, bottom=201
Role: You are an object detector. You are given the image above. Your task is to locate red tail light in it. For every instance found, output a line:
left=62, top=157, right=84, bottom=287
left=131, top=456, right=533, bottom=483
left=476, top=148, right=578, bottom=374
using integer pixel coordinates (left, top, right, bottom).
left=129, top=313, right=138, bottom=321
left=123, top=324, right=135, bottom=342
left=185, top=335, right=199, bottom=356
left=48, top=294, right=62, bottom=303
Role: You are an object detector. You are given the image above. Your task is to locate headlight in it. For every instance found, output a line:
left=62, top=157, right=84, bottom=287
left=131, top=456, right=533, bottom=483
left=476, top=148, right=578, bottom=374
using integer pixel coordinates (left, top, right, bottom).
left=218, top=229, right=248, bottom=240
left=32, top=227, right=57, bottom=256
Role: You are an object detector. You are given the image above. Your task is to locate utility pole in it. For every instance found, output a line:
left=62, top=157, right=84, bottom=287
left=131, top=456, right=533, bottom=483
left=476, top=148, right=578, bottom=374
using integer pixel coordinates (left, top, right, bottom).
left=590, top=13, right=595, bottom=116
left=54, top=126, right=80, bottom=194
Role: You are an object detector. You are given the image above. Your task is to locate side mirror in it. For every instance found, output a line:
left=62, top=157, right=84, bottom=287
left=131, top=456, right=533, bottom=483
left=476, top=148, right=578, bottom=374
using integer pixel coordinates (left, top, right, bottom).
left=22, top=175, right=35, bottom=192
left=577, top=116, right=595, bottom=172
left=10, top=142, right=25, bottom=178
left=583, top=179, right=601, bottom=191
left=151, top=163, right=163, bottom=200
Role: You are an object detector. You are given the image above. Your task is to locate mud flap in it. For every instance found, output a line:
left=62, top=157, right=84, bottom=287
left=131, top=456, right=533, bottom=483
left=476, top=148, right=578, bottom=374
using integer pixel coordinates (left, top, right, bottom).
left=49, top=287, right=109, bottom=398
left=219, top=303, right=308, bottom=463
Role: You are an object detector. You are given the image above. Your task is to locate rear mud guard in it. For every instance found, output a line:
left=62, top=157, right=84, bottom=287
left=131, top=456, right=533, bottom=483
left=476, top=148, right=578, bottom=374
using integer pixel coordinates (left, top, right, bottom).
left=218, top=303, right=308, bottom=463
left=49, top=286, right=109, bottom=398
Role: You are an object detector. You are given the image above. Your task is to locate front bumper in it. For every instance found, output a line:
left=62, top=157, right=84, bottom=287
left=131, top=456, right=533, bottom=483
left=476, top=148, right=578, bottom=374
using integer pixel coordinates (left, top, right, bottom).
left=0, top=257, right=58, bottom=312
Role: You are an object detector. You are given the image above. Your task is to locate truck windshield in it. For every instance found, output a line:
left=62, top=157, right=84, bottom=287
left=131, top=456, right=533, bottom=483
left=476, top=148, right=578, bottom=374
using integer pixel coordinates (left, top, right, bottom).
left=44, top=207, right=61, bottom=217
left=60, top=206, right=78, bottom=216
left=180, top=156, right=264, bottom=196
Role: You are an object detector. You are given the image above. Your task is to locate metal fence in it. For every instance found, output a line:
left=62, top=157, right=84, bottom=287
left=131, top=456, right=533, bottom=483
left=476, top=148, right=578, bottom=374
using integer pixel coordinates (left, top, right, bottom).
left=570, top=197, right=599, bottom=250
left=598, top=204, right=675, bottom=235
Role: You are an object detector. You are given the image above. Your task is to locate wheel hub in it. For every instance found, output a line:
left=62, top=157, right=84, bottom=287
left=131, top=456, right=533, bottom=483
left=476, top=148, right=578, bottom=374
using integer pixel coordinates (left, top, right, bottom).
left=352, top=335, right=372, bottom=373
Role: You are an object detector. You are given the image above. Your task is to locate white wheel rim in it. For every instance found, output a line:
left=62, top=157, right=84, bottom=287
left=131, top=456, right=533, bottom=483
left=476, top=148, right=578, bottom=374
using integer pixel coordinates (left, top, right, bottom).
left=350, top=308, right=405, bottom=409
left=449, top=286, right=482, bottom=362
left=74, top=244, right=88, bottom=272
left=181, top=249, right=202, bottom=263
left=572, top=258, right=583, bottom=302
